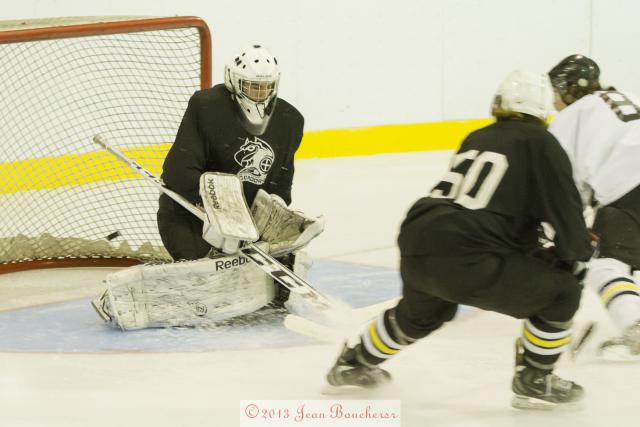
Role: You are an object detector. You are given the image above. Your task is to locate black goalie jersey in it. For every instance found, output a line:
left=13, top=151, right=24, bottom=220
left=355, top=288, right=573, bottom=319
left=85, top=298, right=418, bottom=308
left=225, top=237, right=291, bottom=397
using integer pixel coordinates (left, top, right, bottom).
left=161, top=84, right=304, bottom=209
left=399, top=119, right=593, bottom=263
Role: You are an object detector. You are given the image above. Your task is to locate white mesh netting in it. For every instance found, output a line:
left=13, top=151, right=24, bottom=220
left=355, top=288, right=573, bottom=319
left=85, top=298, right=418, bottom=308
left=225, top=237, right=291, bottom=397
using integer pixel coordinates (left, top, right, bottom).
left=0, top=17, right=209, bottom=266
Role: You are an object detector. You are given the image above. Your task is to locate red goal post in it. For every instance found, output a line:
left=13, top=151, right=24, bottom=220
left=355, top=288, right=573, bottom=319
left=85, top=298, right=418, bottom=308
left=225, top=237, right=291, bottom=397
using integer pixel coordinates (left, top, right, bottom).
left=0, top=16, right=212, bottom=273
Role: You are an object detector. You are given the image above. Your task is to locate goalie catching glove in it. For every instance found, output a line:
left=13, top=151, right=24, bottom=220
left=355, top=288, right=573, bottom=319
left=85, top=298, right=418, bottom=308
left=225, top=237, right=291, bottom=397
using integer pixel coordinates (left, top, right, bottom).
left=198, top=172, right=323, bottom=256
left=251, top=189, right=325, bottom=256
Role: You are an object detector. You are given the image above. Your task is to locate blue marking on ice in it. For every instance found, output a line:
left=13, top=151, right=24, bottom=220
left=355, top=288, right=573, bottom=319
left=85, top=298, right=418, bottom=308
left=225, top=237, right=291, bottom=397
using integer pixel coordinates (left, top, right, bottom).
left=0, top=260, right=403, bottom=353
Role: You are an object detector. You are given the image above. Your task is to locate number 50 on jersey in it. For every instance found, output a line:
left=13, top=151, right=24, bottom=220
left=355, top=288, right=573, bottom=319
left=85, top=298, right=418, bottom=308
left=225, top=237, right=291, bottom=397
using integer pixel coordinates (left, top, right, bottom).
left=430, top=150, right=509, bottom=210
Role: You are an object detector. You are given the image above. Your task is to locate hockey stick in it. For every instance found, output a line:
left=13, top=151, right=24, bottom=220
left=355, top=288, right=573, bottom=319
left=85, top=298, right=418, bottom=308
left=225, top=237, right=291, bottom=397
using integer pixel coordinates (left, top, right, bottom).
left=93, top=134, right=336, bottom=312
left=283, top=297, right=400, bottom=342
left=570, top=321, right=597, bottom=361
left=283, top=314, right=343, bottom=341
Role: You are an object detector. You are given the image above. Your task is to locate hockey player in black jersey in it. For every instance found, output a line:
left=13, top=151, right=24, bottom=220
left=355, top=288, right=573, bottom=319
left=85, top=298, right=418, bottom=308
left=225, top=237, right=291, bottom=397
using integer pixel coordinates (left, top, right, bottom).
left=91, top=45, right=325, bottom=329
left=158, top=45, right=305, bottom=261
left=326, top=70, right=595, bottom=409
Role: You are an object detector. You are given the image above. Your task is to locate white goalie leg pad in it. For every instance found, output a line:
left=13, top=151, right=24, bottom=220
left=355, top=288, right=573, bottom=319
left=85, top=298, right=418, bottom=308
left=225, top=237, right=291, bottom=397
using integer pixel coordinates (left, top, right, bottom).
left=200, top=172, right=259, bottom=254
left=95, top=247, right=275, bottom=330
left=251, top=189, right=325, bottom=256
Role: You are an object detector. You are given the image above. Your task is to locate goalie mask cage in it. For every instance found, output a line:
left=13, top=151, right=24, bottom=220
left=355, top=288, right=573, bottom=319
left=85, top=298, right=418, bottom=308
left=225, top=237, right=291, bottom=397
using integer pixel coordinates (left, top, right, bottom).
left=0, top=16, right=212, bottom=273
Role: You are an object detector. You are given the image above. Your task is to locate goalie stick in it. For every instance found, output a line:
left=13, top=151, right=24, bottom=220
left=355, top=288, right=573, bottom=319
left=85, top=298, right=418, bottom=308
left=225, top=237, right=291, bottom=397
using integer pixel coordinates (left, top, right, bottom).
left=92, top=134, right=335, bottom=312
left=284, top=297, right=401, bottom=342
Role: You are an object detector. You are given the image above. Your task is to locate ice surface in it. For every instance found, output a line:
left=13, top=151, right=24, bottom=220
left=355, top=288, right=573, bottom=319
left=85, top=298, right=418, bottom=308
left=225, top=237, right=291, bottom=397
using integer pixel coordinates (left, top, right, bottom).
left=0, top=152, right=637, bottom=427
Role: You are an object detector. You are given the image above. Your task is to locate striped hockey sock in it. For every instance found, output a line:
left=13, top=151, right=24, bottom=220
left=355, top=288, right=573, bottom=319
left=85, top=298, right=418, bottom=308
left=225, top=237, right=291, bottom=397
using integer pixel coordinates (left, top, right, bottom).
left=359, top=308, right=416, bottom=365
left=599, top=277, right=640, bottom=331
left=586, top=258, right=640, bottom=331
left=520, top=316, right=572, bottom=371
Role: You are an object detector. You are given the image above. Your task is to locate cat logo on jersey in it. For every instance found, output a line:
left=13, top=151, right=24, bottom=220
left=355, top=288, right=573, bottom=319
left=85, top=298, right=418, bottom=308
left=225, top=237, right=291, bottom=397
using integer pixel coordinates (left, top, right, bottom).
left=234, top=136, right=275, bottom=185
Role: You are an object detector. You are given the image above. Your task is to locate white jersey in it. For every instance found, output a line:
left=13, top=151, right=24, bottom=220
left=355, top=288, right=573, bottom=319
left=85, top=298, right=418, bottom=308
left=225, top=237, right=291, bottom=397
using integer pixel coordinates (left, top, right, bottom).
left=549, top=90, right=640, bottom=206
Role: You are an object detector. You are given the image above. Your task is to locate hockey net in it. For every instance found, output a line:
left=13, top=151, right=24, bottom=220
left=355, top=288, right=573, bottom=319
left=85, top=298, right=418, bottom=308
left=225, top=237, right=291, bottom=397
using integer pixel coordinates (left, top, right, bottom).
left=0, top=16, right=212, bottom=272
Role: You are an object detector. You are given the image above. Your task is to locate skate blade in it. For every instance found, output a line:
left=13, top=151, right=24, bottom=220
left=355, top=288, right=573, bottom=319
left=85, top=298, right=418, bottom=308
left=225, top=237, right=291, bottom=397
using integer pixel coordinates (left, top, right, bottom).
left=598, top=344, right=640, bottom=362
left=321, top=383, right=385, bottom=396
left=511, top=395, right=557, bottom=410
left=511, top=395, right=583, bottom=411
left=321, top=383, right=360, bottom=395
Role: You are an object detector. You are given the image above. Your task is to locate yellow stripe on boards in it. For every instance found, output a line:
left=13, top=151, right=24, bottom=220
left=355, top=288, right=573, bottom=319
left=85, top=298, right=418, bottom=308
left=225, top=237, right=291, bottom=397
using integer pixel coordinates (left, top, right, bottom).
left=0, top=144, right=171, bottom=194
left=369, top=322, right=398, bottom=355
left=600, top=283, right=640, bottom=305
left=523, top=327, right=572, bottom=349
left=0, top=118, right=492, bottom=194
left=296, top=118, right=492, bottom=159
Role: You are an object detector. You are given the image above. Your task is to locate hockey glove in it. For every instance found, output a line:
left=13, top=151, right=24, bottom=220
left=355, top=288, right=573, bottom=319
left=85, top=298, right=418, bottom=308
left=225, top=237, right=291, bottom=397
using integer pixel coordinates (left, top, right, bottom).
left=251, top=189, right=324, bottom=256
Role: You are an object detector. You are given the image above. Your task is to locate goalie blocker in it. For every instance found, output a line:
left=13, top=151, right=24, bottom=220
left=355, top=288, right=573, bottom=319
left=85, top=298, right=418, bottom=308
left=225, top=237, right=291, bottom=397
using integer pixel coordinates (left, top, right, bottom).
left=199, top=172, right=259, bottom=255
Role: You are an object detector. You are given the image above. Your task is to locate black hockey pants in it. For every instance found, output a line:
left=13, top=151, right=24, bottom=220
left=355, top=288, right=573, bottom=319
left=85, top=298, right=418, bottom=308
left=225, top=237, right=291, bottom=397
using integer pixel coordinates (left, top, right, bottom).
left=157, top=194, right=211, bottom=260
left=394, top=251, right=583, bottom=340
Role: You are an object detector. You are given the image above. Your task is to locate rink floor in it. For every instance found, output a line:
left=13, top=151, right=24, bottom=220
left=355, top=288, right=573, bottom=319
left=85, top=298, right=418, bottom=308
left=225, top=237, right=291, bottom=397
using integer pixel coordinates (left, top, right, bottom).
left=0, top=151, right=637, bottom=427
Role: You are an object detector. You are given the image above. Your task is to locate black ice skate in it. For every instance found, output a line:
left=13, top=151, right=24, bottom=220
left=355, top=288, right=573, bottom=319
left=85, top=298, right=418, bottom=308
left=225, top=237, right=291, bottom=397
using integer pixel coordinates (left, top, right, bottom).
left=326, top=342, right=391, bottom=389
left=512, top=366, right=584, bottom=409
left=511, top=339, right=584, bottom=409
left=598, top=320, right=640, bottom=361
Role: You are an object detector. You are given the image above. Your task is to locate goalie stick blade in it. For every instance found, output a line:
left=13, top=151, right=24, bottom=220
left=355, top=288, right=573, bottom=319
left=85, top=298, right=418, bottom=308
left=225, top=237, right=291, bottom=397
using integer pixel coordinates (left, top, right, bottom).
left=283, top=299, right=403, bottom=342
left=283, top=314, right=342, bottom=342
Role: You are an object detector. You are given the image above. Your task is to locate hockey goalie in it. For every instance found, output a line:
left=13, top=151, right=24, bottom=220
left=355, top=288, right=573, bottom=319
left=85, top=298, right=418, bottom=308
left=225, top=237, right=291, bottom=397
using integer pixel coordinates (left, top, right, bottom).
left=91, top=172, right=324, bottom=330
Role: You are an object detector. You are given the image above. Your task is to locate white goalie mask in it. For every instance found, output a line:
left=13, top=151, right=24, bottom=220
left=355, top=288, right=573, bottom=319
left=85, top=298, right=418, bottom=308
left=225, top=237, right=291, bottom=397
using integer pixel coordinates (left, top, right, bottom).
left=491, top=70, right=554, bottom=121
left=224, top=45, right=280, bottom=135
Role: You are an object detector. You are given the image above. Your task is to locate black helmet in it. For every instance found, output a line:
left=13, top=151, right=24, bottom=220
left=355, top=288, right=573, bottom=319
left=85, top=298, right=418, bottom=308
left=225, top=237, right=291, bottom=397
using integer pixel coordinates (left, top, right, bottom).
left=548, top=54, right=601, bottom=105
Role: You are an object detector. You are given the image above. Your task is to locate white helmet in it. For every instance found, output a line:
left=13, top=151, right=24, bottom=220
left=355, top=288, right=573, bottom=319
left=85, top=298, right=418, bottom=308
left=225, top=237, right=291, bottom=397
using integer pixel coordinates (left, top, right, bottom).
left=224, top=45, right=280, bottom=135
left=492, top=70, right=554, bottom=121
